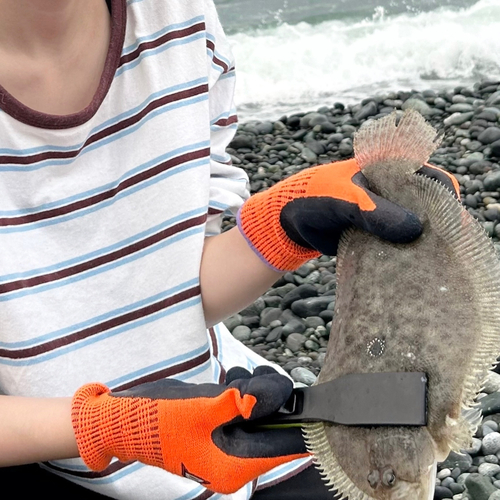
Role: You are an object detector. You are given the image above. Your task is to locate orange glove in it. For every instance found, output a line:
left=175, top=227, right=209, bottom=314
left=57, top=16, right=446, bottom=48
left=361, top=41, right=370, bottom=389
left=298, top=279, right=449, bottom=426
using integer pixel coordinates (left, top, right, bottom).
left=238, top=159, right=459, bottom=271
left=71, top=366, right=308, bottom=494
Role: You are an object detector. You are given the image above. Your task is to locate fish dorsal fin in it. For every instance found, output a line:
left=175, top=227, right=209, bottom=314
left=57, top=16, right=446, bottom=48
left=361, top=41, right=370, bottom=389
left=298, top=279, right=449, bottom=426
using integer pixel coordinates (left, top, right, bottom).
left=354, top=109, right=441, bottom=176
left=414, top=174, right=500, bottom=448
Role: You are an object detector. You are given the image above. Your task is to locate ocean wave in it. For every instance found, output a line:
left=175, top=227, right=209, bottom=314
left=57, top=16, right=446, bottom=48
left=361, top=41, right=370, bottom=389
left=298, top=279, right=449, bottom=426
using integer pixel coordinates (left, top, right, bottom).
left=227, top=0, right=500, bottom=121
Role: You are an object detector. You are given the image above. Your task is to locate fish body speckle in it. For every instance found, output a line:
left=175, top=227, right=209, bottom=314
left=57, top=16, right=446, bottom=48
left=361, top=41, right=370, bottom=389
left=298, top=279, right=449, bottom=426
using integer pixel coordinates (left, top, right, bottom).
left=303, top=110, right=500, bottom=500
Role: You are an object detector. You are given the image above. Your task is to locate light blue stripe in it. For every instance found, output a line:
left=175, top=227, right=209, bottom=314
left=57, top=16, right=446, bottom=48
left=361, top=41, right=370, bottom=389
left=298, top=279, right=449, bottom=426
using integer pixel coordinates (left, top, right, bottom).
left=0, top=142, right=209, bottom=217
left=106, top=343, right=209, bottom=388
left=91, top=78, right=207, bottom=137
left=48, top=461, right=145, bottom=486
left=0, top=79, right=207, bottom=158
left=0, top=225, right=204, bottom=302
left=210, top=153, right=232, bottom=164
left=257, top=457, right=312, bottom=485
left=126, top=0, right=144, bottom=5
left=211, top=123, right=238, bottom=132
left=210, top=109, right=237, bottom=126
left=0, top=207, right=206, bottom=283
left=0, top=94, right=209, bottom=173
left=0, top=277, right=199, bottom=348
left=219, top=70, right=236, bottom=81
left=206, top=33, right=232, bottom=69
left=0, top=296, right=202, bottom=366
left=209, top=200, right=231, bottom=211
left=116, top=33, right=206, bottom=78
left=0, top=159, right=207, bottom=234
left=122, top=16, right=205, bottom=55
left=174, top=360, right=212, bottom=382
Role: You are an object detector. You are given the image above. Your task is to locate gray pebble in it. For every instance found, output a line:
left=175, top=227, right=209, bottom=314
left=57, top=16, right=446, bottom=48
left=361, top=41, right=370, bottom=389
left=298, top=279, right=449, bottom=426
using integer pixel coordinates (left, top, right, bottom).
left=232, top=325, right=251, bottom=342
left=483, top=373, right=500, bottom=394
left=465, top=473, right=496, bottom=500
left=483, top=433, right=500, bottom=455
left=286, top=333, right=306, bottom=353
left=478, top=463, right=500, bottom=477
left=439, top=469, right=453, bottom=480
left=223, top=313, right=242, bottom=332
left=444, top=111, right=474, bottom=126
left=290, top=367, right=317, bottom=385
left=282, top=319, right=306, bottom=336
left=291, top=296, right=335, bottom=318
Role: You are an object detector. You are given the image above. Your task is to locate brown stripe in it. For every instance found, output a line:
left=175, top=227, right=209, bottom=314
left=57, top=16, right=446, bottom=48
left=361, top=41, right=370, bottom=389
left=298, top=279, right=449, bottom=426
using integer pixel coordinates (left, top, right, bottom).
left=207, top=207, right=223, bottom=215
left=0, top=84, right=208, bottom=166
left=120, top=23, right=206, bottom=66
left=206, top=40, right=232, bottom=74
left=113, top=348, right=211, bottom=391
left=0, top=214, right=206, bottom=294
left=193, top=490, right=216, bottom=500
left=208, top=327, right=226, bottom=384
left=0, top=285, right=201, bottom=359
left=214, top=115, right=238, bottom=127
left=0, top=148, right=210, bottom=226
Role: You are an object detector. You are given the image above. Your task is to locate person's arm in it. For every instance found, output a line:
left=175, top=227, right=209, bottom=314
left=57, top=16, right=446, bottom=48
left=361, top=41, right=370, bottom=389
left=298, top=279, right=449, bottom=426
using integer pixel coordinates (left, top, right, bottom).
left=201, top=228, right=283, bottom=327
left=0, top=395, right=78, bottom=465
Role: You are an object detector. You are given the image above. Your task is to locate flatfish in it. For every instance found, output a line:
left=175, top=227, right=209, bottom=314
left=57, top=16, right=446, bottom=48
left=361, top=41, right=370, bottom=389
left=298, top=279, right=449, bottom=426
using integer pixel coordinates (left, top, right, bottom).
left=303, top=110, right=500, bottom=500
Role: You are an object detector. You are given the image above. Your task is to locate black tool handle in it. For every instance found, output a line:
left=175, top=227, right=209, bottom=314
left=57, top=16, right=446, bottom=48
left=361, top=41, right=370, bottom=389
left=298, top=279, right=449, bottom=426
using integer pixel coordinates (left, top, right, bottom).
left=262, top=372, right=427, bottom=426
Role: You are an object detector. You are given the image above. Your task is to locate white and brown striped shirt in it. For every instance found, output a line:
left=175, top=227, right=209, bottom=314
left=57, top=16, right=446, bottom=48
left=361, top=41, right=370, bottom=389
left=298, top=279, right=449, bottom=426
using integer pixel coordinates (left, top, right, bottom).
left=0, top=0, right=310, bottom=498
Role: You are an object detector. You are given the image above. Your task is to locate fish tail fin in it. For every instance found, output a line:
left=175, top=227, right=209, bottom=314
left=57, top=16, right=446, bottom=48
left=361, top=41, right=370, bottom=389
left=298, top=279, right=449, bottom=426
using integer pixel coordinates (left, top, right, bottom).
left=354, top=109, right=441, bottom=176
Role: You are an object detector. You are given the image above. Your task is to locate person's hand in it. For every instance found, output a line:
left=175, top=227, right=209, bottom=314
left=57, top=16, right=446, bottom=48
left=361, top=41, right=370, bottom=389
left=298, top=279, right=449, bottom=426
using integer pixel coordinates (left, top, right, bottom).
left=71, top=366, right=309, bottom=494
left=238, top=159, right=459, bottom=271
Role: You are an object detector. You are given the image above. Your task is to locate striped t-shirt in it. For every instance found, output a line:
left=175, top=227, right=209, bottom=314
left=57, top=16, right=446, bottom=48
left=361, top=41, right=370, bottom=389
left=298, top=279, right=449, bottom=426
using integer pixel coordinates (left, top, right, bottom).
left=0, top=0, right=310, bottom=498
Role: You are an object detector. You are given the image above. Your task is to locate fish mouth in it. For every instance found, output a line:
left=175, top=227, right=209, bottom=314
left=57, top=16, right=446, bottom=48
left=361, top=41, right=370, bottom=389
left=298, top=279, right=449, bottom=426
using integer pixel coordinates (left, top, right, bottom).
left=387, top=462, right=436, bottom=500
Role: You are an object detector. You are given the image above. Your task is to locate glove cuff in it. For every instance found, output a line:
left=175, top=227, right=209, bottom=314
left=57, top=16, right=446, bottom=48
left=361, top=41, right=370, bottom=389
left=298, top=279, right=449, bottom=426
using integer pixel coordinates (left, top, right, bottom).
left=71, top=383, right=164, bottom=471
left=238, top=167, right=321, bottom=272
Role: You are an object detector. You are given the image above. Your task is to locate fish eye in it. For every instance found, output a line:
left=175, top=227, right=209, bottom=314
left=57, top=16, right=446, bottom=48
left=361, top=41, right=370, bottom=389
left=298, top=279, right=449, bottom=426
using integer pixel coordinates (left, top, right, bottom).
left=367, top=470, right=379, bottom=488
left=382, top=469, right=396, bottom=487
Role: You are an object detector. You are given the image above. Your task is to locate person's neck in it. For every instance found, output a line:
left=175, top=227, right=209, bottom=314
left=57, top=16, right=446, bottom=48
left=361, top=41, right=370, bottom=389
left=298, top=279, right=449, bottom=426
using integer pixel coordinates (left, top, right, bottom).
left=0, top=0, right=107, bottom=58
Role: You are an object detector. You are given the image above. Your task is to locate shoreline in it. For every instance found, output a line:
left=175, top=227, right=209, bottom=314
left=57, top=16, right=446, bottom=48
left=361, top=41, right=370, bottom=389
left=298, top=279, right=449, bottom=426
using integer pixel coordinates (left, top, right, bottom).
left=224, top=80, right=500, bottom=500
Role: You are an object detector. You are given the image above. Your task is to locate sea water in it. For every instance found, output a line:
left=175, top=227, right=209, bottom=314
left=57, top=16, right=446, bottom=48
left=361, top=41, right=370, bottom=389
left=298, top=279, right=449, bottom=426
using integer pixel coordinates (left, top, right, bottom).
left=214, top=0, right=500, bottom=121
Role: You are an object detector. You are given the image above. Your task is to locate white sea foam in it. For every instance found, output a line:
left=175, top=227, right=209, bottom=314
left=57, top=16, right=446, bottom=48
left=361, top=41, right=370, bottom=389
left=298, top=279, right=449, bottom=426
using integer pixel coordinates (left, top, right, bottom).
left=227, top=0, right=500, bottom=121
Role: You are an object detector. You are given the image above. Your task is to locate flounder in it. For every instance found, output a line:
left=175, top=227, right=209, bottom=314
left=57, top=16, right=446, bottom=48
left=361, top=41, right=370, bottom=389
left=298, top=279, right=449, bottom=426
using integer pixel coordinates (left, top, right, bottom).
left=303, top=109, right=500, bottom=500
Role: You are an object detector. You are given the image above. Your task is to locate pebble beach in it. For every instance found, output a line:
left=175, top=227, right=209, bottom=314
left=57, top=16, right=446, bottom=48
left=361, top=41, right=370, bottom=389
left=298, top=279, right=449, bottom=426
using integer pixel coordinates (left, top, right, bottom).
left=222, top=80, right=500, bottom=500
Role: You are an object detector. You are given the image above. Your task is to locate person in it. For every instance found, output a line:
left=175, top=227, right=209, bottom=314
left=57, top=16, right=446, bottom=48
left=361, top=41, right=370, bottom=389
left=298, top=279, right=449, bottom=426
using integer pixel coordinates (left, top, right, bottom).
left=0, top=1, right=460, bottom=499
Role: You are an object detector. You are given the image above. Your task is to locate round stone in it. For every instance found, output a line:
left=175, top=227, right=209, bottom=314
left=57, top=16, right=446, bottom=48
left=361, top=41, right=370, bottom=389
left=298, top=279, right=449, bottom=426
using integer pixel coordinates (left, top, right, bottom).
left=478, top=463, right=500, bottom=477
left=442, top=477, right=455, bottom=488
left=438, top=469, right=453, bottom=480
left=483, top=372, right=500, bottom=394
left=282, top=319, right=306, bottom=336
left=232, top=325, right=251, bottom=342
left=434, top=485, right=453, bottom=499
left=290, top=367, right=317, bottom=386
left=304, top=316, right=325, bottom=329
left=286, top=333, right=306, bottom=353
left=265, top=326, right=283, bottom=343
left=482, top=433, right=500, bottom=455
left=478, top=127, right=500, bottom=144
left=223, top=314, right=242, bottom=332
left=260, top=307, right=283, bottom=327
left=281, top=284, right=318, bottom=310
left=464, top=473, right=496, bottom=500
left=291, top=296, right=335, bottom=318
